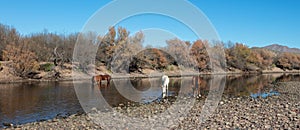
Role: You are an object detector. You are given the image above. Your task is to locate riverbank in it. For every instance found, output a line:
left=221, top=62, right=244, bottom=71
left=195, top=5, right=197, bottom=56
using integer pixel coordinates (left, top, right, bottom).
left=1, top=66, right=300, bottom=84
left=4, top=81, right=299, bottom=129
left=1, top=61, right=300, bottom=84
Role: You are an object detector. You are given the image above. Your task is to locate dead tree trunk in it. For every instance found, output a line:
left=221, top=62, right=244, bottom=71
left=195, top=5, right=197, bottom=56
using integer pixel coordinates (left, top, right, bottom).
left=53, top=46, right=65, bottom=67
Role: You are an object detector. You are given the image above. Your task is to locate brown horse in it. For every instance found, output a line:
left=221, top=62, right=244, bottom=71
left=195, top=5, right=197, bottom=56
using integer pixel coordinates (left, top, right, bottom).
left=92, top=74, right=111, bottom=87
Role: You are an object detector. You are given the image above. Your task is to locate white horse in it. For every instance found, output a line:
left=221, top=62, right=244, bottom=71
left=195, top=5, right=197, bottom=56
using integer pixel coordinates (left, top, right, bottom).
left=161, top=75, right=169, bottom=98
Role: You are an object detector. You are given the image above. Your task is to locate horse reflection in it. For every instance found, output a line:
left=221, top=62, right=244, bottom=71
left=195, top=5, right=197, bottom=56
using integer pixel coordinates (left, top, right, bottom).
left=178, top=76, right=205, bottom=98
left=192, top=76, right=203, bottom=97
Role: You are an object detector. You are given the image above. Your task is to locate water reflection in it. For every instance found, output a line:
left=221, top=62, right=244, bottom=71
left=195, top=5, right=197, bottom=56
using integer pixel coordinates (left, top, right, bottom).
left=276, top=74, right=300, bottom=82
left=0, top=82, right=83, bottom=126
left=224, top=74, right=275, bottom=97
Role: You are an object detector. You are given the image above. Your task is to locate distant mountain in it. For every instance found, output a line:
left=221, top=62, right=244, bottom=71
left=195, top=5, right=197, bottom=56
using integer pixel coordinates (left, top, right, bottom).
left=261, top=44, right=300, bottom=53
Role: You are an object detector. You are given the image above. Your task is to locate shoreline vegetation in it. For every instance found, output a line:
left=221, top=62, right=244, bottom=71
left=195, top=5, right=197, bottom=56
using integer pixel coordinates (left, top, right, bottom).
left=1, top=23, right=300, bottom=84
left=3, top=81, right=299, bottom=129
left=1, top=62, right=300, bottom=84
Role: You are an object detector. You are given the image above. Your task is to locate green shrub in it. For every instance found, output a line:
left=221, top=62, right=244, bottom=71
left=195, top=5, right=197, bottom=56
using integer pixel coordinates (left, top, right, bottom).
left=40, top=63, right=55, bottom=72
left=271, top=64, right=276, bottom=68
left=167, top=65, right=175, bottom=71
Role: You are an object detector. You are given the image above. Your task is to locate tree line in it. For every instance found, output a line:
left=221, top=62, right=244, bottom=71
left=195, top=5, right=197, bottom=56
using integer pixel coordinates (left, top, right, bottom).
left=1, top=23, right=300, bottom=78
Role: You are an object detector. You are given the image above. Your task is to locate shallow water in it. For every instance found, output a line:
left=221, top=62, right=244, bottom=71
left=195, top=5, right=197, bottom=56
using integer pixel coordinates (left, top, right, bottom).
left=250, top=90, right=280, bottom=99
left=0, top=74, right=299, bottom=127
left=0, top=82, right=83, bottom=127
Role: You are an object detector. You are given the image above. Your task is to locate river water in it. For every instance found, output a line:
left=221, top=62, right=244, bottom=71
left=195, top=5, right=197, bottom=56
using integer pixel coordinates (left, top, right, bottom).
left=0, top=74, right=299, bottom=127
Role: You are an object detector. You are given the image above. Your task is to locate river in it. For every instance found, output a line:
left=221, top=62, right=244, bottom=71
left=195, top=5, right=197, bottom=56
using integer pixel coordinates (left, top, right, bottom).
left=0, top=74, right=299, bottom=127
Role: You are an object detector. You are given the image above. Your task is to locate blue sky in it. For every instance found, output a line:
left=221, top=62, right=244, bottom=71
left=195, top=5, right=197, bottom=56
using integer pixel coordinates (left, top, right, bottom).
left=0, top=0, right=299, bottom=48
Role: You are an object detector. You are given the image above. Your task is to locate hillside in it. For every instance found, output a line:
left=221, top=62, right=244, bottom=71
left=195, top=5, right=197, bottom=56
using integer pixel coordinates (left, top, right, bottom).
left=262, top=44, right=300, bottom=53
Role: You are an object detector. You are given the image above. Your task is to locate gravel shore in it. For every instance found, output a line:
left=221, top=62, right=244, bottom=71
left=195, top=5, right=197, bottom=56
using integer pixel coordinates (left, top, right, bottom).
left=4, top=82, right=300, bottom=129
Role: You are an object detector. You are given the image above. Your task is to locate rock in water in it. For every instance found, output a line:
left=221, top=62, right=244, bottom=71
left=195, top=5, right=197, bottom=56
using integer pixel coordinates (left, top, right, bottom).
left=3, top=122, right=13, bottom=127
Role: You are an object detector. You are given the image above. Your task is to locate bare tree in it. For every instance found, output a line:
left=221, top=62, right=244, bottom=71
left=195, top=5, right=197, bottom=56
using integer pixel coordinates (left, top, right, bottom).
left=2, top=40, right=39, bottom=77
left=111, top=31, right=144, bottom=73
left=165, top=38, right=196, bottom=69
left=0, top=24, right=20, bottom=60
left=52, top=46, right=65, bottom=66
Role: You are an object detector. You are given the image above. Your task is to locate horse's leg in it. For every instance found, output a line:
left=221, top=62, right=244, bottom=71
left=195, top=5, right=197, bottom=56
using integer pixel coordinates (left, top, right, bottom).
left=99, top=78, right=102, bottom=87
left=97, top=78, right=100, bottom=86
left=162, top=85, right=165, bottom=98
left=166, top=84, right=168, bottom=97
left=98, top=84, right=101, bottom=90
left=107, top=78, right=110, bottom=87
left=164, top=85, right=167, bottom=98
left=91, top=76, right=95, bottom=86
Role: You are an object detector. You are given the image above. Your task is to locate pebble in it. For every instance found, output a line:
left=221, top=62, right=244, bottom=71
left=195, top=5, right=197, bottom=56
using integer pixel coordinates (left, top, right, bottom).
left=220, top=101, right=224, bottom=105
left=265, top=125, right=271, bottom=129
